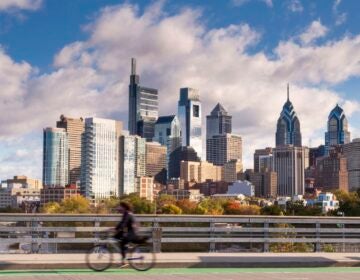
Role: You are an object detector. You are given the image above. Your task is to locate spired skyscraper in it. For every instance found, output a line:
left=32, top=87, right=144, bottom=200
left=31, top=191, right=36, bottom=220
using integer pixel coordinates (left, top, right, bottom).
left=206, top=103, right=232, bottom=139
left=276, top=85, right=302, bottom=147
left=128, top=58, right=159, bottom=141
left=325, top=104, right=351, bottom=153
left=178, top=87, right=202, bottom=159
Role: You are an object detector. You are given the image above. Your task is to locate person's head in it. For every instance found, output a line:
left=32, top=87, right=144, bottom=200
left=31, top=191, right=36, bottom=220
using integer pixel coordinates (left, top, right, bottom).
left=118, top=201, right=132, bottom=213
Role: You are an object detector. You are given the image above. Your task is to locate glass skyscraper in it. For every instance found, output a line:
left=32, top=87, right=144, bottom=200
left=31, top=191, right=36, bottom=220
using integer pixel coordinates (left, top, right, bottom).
left=325, top=104, right=351, bottom=154
left=42, top=127, right=69, bottom=187
left=276, top=85, right=302, bottom=147
left=128, top=58, right=158, bottom=141
left=177, top=87, right=202, bottom=159
left=80, top=117, right=122, bottom=200
left=153, top=115, right=182, bottom=178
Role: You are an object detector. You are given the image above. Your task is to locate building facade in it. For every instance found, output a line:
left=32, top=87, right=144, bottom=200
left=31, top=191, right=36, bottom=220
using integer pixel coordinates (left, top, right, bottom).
left=43, top=127, right=69, bottom=188
left=168, top=146, right=200, bottom=179
left=325, top=104, right=351, bottom=154
left=206, top=134, right=242, bottom=166
left=223, top=159, right=243, bottom=183
left=145, top=142, right=167, bottom=184
left=273, top=145, right=308, bottom=196
left=153, top=115, right=182, bottom=178
left=206, top=103, right=232, bottom=140
left=178, top=87, right=202, bottom=159
left=275, top=85, right=302, bottom=147
left=40, top=185, right=80, bottom=205
left=80, top=118, right=122, bottom=200
left=343, top=139, right=360, bottom=190
left=254, top=147, right=273, bottom=173
left=3, top=176, right=42, bottom=190
left=56, top=115, right=84, bottom=185
left=128, top=58, right=158, bottom=140
left=138, top=176, right=154, bottom=202
left=180, top=161, right=223, bottom=183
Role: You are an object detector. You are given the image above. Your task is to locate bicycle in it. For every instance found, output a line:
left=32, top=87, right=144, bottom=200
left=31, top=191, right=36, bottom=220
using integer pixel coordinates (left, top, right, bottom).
left=86, top=233, right=156, bottom=272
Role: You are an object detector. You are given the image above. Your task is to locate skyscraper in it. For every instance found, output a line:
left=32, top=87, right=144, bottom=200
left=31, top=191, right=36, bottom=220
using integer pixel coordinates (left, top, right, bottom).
left=325, top=104, right=351, bottom=154
left=273, top=145, right=308, bottom=196
left=178, top=87, right=202, bottom=159
left=206, top=134, right=242, bottom=166
left=168, top=146, right=200, bottom=179
left=254, top=148, right=273, bottom=173
left=145, top=142, right=167, bottom=184
left=119, top=133, right=146, bottom=195
left=276, top=85, right=302, bottom=147
left=206, top=103, right=232, bottom=139
left=56, top=115, right=84, bottom=185
left=343, top=139, right=360, bottom=190
left=43, top=127, right=69, bottom=187
left=153, top=115, right=182, bottom=178
left=80, top=118, right=122, bottom=200
left=128, top=58, right=158, bottom=141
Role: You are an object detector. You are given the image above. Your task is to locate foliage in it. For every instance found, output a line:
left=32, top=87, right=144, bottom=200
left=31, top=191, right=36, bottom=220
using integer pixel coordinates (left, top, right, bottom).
left=332, top=190, right=360, bottom=216
left=261, top=205, right=283, bottom=216
left=198, top=198, right=226, bottom=215
left=161, top=204, right=182, bottom=214
left=0, top=206, right=22, bottom=213
left=121, top=193, right=155, bottom=214
left=285, top=201, right=323, bottom=216
left=223, top=200, right=260, bottom=215
left=41, top=196, right=91, bottom=214
left=176, top=199, right=198, bottom=214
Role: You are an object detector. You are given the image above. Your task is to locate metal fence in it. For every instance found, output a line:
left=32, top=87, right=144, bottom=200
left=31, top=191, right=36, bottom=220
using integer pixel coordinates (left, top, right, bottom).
left=1, top=214, right=360, bottom=253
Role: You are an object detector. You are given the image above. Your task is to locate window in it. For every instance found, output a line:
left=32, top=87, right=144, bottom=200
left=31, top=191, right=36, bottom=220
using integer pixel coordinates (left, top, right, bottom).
left=166, top=128, right=171, bottom=136
left=193, top=105, right=200, bottom=117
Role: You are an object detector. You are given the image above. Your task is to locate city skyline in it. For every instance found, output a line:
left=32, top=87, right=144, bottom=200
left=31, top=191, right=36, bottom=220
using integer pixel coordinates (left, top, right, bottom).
left=1, top=0, right=360, bottom=180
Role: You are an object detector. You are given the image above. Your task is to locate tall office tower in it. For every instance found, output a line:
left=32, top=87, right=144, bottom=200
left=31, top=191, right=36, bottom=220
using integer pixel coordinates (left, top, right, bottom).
left=177, top=87, right=202, bottom=159
left=273, top=145, right=308, bottom=196
left=206, top=103, right=232, bottom=139
left=343, top=139, right=360, bottom=190
left=325, top=104, right=351, bottom=154
left=56, top=115, right=84, bottom=185
left=80, top=118, right=122, bottom=200
left=43, top=127, right=69, bottom=187
left=153, top=115, right=182, bottom=178
left=276, top=85, right=302, bottom=147
left=128, top=58, right=158, bottom=141
left=168, top=146, right=200, bottom=179
left=119, top=133, right=146, bottom=195
left=206, top=134, right=242, bottom=166
left=254, top=148, right=273, bottom=172
left=315, top=148, right=348, bottom=192
left=223, top=159, right=243, bottom=183
left=145, top=142, right=167, bottom=184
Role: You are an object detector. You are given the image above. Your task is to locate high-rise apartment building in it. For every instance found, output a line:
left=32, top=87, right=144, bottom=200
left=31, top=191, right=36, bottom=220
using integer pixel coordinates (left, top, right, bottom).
left=206, top=103, right=232, bottom=139
left=254, top=148, right=273, bottom=173
left=168, top=146, right=200, bottom=179
left=145, top=142, right=167, bottom=184
left=119, top=133, right=146, bottom=195
left=223, top=159, right=243, bottom=183
left=56, top=115, right=84, bottom=185
left=343, top=139, right=360, bottom=190
left=276, top=85, right=302, bottom=147
left=325, top=104, right=351, bottom=154
left=178, top=87, right=202, bottom=159
left=80, top=118, right=122, bottom=200
left=207, top=134, right=242, bottom=166
left=43, top=127, right=69, bottom=187
left=315, top=148, right=348, bottom=192
left=273, top=145, right=308, bottom=196
left=153, top=115, right=182, bottom=178
left=128, top=58, right=158, bottom=141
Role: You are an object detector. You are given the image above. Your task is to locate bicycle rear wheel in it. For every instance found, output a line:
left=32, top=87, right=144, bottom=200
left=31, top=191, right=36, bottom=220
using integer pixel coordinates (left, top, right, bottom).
left=86, top=245, right=113, bottom=271
left=128, top=243, right=156, bottom=271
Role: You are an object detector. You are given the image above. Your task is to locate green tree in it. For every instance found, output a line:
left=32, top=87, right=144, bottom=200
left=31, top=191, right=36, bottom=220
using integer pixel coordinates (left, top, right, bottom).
left=42, top=196, right=91, bottom=214
left=198, top=198, right=225, bottom=215
left=261, top=205, right=283, bottom=216
left=121, top=193, right=155, bottom=214
left=161, top=204, right=182, bottom=214
left=176, top=199, right=198, bottom=214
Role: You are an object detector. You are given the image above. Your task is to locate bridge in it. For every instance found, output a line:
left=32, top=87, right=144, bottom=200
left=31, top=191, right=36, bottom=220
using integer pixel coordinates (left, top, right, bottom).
left=1, top=214, right=360, bottom=279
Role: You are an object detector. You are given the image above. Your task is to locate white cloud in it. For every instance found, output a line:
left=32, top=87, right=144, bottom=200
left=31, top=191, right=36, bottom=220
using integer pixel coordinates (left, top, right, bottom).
left=333, top=0, right=347, bottom=26
left=288, top=0, right=303, bottom=13
left=1, top=2, right=360, bottom=179
left=298, top=20, right=328, bottom=45
left=0, top=0, right=42, bottom=11
left=232, top=0, right=273, bottom=7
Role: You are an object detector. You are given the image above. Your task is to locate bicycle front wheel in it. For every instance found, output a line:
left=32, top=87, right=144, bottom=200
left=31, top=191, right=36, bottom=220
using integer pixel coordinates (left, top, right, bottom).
left=86, top=245, right=113, bottom=272
left=128, top=244, right=156, bottom=271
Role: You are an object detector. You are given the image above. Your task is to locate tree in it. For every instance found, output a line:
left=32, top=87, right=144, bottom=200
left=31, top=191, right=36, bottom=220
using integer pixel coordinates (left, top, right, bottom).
left=42, top=196, right=91, bottom=214
left=261, top=205, right=283, bottom=216
left=176, top=199, right=198, bottom=214
left=198, top=198, right=225, bottom=215
left=333, top=190, right=360, bottom=216
left=285, top=201, right=322, bottom=216
left=121, top=193, right=156, bottom=214
left=161, top=204, right=182, bottom=214
left=224, top=200, right=260, bottom=215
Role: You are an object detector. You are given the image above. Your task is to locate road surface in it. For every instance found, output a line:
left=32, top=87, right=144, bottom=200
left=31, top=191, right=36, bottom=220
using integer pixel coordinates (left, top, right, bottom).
left=1, top=268, right=360, bottom=280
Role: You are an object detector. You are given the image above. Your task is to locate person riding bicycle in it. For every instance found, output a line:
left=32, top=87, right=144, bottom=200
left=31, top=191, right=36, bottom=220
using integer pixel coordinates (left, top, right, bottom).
left=114, top=201, right=139, bottom=267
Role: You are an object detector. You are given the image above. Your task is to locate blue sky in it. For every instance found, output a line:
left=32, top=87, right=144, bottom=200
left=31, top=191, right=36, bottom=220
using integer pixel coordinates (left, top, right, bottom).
left=0, top=0, right=360, bottom=180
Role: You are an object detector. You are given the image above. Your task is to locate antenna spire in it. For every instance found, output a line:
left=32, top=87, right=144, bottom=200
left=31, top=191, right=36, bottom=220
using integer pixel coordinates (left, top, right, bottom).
left=287, top=83, right=290, bottom=101
left=131, top=58, right=136, bottom=75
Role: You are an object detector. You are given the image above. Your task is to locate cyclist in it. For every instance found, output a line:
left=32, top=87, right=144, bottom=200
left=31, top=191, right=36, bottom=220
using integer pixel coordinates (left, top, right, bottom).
left=114, top=201, right=139, bottom=267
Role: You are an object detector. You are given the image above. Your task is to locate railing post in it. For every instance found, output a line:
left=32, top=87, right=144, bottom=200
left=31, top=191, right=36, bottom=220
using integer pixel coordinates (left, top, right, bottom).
left=94, top=219, right=100, bottom=245
left=152, top=219, right=162, bottom=253
left=315, top=222, right=321, bottom=252
left=264, top=221, right=269, bottom=252
left=209, top=220, right=216, bottom=252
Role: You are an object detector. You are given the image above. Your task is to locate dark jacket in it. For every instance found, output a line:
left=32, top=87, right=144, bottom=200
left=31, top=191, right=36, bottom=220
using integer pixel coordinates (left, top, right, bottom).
left=115, top=211, right=137, bottom=240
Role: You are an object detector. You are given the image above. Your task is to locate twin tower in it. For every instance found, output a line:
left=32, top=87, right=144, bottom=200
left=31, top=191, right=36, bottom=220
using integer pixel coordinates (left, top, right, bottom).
left=276, top=84, right=351, bottom=150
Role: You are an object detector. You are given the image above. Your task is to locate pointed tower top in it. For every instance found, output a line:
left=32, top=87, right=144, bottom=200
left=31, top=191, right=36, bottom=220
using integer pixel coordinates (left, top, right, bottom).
left=131, top=58, right=136, bottom=75
left=287, top=83, right=290, bottom=101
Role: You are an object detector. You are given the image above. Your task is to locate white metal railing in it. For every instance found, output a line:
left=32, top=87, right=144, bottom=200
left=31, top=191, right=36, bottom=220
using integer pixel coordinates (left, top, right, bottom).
left=0, top=214, right=359, bottom=253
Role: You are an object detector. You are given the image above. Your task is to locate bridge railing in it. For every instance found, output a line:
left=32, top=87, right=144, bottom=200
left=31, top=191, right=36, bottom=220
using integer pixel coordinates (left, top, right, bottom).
left=0, top=214, right=359, bottom=253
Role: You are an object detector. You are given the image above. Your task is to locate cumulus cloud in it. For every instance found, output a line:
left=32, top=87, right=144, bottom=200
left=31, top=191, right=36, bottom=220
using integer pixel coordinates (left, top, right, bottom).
left=0, top=0, right=42, bottom=11
left=298, top=20, right=328, bottom=45
left=288, top=0, right=303, bottom=13
left=1, top=2, right=360, bottom=179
